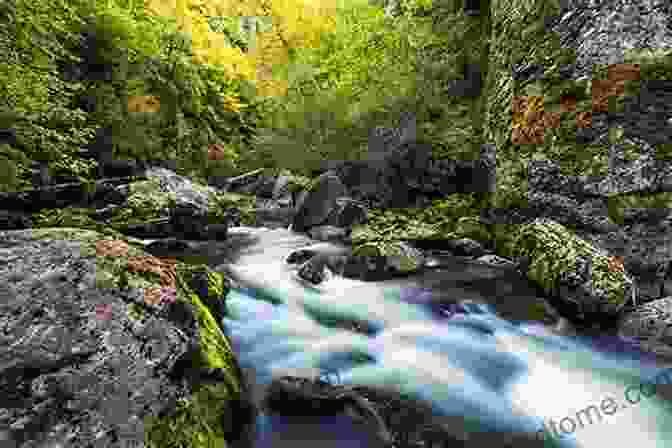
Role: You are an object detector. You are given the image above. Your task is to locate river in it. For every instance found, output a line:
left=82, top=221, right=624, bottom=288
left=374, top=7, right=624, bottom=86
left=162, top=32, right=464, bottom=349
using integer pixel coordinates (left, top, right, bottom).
left=197, top=226, right=672, bottom=448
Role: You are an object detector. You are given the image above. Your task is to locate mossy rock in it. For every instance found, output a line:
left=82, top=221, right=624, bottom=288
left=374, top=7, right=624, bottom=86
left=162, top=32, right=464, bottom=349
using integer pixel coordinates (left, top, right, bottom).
left=107, top=177, right=178, bottom=225
left=509, top=219, right=632, bottom=311
left=352, top=240, right=424, bottom=273
left=145, top=264, right=242, bottom=448
left=452, top=215, right=492, bottom=242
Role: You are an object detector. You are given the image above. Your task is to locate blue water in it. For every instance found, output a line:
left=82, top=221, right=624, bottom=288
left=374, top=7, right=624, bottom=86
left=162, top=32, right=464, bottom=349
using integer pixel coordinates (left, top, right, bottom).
left=217, top=228, right=672, bottom=448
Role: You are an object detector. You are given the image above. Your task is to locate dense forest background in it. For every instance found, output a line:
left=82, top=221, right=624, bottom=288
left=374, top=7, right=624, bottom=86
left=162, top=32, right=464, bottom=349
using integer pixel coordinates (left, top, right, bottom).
left=0, top=0, right=493, bottom=193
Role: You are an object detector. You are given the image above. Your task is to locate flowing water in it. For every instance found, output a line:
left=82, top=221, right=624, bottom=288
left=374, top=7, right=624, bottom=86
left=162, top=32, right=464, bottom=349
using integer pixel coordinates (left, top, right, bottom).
left=207, top=227, right=672, bottom=448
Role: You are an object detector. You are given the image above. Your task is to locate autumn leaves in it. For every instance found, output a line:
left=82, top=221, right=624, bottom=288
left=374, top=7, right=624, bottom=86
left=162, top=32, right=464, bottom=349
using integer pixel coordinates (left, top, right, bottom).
left=511, top=63, right=641, bottom=145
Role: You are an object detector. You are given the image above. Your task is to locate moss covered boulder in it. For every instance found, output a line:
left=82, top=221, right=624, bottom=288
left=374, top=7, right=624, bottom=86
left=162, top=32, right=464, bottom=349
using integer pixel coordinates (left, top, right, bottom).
left=507, top=218, right=636, bottom=319
left=349, top=240, right=425, bottom=279
left=17, top=227, right=252, bottom=448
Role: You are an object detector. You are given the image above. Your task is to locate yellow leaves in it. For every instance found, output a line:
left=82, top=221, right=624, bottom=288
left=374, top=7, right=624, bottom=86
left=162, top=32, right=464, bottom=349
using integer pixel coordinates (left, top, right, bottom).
left=219, top=94, right=248, bottom=112
left=144, top=0, right=338, bottom=96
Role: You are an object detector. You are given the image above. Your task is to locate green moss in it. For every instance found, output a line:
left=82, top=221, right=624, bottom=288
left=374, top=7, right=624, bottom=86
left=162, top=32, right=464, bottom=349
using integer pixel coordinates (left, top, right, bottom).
left=108, top=178, right=178, bottom=226
left=509, top=219, right=631, bottom=308
left=453, top=215, right=492, bottom=242
left=352, top=240, right=423, bottom=272
left=143, top=264, right=241, bottom=448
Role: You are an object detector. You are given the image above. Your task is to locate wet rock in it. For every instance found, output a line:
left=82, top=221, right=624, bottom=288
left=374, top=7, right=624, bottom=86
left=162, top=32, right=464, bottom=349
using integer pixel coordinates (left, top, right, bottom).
left=264, top=376, right=393, bottom=446
left=144, top=237, right=197, bottom=257
left=346, top=241, right=425, bottom=281
left=446, top=238, right=486, bottom=258
left=297, top=256, right=333, bottom=285
left=263, top=376, right=549, bottom=448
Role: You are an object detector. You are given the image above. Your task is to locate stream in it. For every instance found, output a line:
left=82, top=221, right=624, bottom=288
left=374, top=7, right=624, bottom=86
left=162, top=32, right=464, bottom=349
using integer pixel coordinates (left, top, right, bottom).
left=180, top=226, right=672, bottom=448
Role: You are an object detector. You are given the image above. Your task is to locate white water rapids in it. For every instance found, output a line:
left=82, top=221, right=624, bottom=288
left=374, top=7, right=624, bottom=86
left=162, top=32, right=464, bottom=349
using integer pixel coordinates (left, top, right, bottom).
left=209, top=227, right=672, bottom=448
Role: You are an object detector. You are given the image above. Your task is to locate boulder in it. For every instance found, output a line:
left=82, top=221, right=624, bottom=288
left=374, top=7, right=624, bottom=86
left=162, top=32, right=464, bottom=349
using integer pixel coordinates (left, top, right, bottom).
left=446, top=238, right=487, bottom=258
left=347, top=241, right=425, bottom=281
left=286, top=243, right=352, bottom=284
left=322, top=198, right=368, bottom=229
left=264, top=376, right=393, bottom=446
left=263, top=376, right=549, bottom=448
left=327, top=143, right=496, bottom=209
left=0, top=228, right=252, bottom=448
left=286, top=243, right=351, bottom=266
left=507, top=218, right=636, bottom=323
left=143, top=237, right=197, bottom=258
left=292, top=172, right=347, bottom=233
left=297, top=255, right=335, bottom=285
left=145, top=166, right=216, bottom=213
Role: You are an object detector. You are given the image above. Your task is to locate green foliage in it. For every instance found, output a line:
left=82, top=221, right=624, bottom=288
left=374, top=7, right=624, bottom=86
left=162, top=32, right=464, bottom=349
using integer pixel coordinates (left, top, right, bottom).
left=0, top=0, right=269, bottom=193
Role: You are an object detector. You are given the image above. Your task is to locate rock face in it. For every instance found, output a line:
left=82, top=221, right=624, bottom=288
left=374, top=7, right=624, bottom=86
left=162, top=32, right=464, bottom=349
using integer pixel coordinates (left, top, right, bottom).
left=522, top=154, right=672, bottom=304
left=0, top=228, right=253, bottom=448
